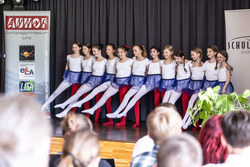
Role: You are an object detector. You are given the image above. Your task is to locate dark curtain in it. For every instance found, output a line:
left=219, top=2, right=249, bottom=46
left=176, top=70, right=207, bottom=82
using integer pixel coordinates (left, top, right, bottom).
left=22, top=0, right=250, bottom=119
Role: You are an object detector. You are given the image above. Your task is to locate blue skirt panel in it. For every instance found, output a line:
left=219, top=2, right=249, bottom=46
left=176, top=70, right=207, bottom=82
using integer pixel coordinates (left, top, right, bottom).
left=130, top=75, right=146, bottom=90
left=145, top=74, right=162, bottom=90
left=103, top=73, right=116, bottom=82
left=80, top=72, right=92, bottom=84
left=218, top=81, right=234, bottom=94
left=85, top=75, right=104, bottom=88
left=160, top=78, right=176, bottom=92
left=202, top=79, right=219, bottom=91
left=174, top=78, right=190, bottom=93
left=63, top=70, right=81, bottom=84
left=111, top=77, right=130, bottom=89
left=188, top=80, right=204, bottom=94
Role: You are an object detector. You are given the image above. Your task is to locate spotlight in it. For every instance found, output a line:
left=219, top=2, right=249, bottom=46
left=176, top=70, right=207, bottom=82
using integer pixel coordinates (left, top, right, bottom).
left=13, top=0, right=24, bottom=10
left=0, top=0, right=5, bottom=5
left=32, top=0, right=39, bottom=2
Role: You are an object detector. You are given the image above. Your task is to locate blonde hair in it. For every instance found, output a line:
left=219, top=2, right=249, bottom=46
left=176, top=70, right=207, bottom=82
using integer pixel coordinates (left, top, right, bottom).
left=134, top=44, right=148, bottom=58
left=0, top=95, right=51, bottom=167
left=147, top=106, right=182, bottom=145
left=60, top=112, right=93, bottom=139
left=59, top=129, right=100, bottom=167
left=191, top=47, right=203, bottom=67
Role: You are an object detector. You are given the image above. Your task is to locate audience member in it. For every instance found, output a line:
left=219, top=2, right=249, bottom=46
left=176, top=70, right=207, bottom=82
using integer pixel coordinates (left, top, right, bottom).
left=131, top=106, right=182, bottom=167
left=58, top=129, right=101, bottom=167
left=132, top=103, right=177, bottom=158
left=0, top=95, right=51, bottom=167
left=157, top=134, right=202, bottom=167
left=60, top=112, right=93, bottom=139
left=199, top=115, right=228, bottom=165
left=205, top=110, right=250, bottom=167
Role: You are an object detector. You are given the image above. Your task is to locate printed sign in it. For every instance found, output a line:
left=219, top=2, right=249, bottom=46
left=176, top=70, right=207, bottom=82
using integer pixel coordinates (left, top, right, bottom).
left=19, top=63, right=35, bottom=80
left=19, top=81, right=35, bottom=97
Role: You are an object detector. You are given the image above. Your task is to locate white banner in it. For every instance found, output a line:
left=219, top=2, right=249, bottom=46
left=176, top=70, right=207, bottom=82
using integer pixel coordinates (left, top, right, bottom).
left=4, top=11, right=50, bottom=103
left=225, top=9, right=250, bottom=95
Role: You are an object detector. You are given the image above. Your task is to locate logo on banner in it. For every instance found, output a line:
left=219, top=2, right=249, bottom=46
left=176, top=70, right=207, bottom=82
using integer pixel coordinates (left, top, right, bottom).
left=227, top=36, right=250, bottom=54
left=19, top=81, right=35, bottom=97
left=19, top=45, right=35, bottom=61
left=5, top=16, right=49, bottom=30
left=19, top=63, right=35, bottom=80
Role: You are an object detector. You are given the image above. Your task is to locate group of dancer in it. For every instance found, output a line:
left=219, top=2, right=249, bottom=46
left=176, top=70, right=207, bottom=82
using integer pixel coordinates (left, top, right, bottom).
left=42, top=42, right=234, bottom=128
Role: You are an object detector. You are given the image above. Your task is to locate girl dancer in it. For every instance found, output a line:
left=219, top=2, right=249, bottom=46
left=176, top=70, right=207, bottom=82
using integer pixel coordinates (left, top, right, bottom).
left=66, top=44, right=119, bottom=125
left=202, top=45, right=219, bottom=91
left=55, top=44, right=107, bottom=118
left=161, top=45, right=176, bottom=103
left=42, top=42, right=82, bottom=111
left=182, top=48, right=205, bottom=129
left=108, top=46, right=161, bottom=120
left=217, top=50, right=234, bottom=94
left=168, top=51, right=192, bottom=105
left=105, top=45, right=149, bottom=127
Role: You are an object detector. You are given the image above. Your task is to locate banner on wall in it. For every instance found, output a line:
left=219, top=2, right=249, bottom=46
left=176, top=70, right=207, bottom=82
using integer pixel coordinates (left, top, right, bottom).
left=225, top=9, right=250, bottom=95
left=4, top=11, right=50, bottom=105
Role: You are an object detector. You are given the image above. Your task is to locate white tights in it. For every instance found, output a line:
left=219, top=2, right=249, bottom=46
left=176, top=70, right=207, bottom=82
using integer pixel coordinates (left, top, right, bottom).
left=108, top=85, right=152, bottom=118
left=42, top=81, right=72, bottom=110
left=82, top=86, right=119, bottom=115
left=168, top=90, right=182, bottom=104
left=162, top=90, right=173, bottom=103
left=54, top=84, right=93, bottom=109
left=182, top=92, right=199, bottom=129
left=71, top=81, right=111, bottom=108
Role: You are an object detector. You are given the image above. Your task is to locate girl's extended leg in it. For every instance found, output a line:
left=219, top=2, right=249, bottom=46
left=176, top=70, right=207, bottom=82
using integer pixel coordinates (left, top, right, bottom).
left=162, top=89, right=173, bottom=103
left=42, top=81, right=72, bottom=110
left=182, top=93, right=199, bottom=129
left=107, top=88, right=139, bottom=118
left=54, top=84, right=93, bottom=109
left=71, top=83, right=80, bottom=112
left=103, top=97, right=113, bottom=125
left=115, top=85, right=151, bottom=118
left=168, top=90, right=182, bottom=104
left=154, top=88, right=161, bottom=107
left=71, top=82, right=110, bottom=108
left=82, top=86, right=119, bottom=115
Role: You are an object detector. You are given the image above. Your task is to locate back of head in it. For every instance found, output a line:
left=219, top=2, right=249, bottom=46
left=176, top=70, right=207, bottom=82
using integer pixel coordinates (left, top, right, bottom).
left=60, top=112, right=93, bottom=139
left=157, top=134, right=202, bottom=167
left=198, top=115, right=228, bottom=164
left=59, top=129, right=100, bottom=167
left=0, top=95, right=51, bottom=167
left=147, top=106, right=182, bottom=145
left=221, top=110, right=250, bottom=148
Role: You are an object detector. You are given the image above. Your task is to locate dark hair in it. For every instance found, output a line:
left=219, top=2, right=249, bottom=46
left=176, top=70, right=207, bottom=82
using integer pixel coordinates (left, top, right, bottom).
left=207, top=45, right=218, bottom=70
left=198, top=115, right=228, bottom=165
left=92, top=44, right=104, bottom=51
left=150, top=46, right=161, bottom=53
left=134, top=44, right=148, bottom=58
left=118, top=45, right=130, bottom=52
left=82, top=43, right=92, bottom=49
left=175, top=50, right=187, bottom=72
left=106, top=43, right=116, bottom=50
left=218, top=50, right=228, bottom=62
left=221, top=110, right=250, bottom=148
left=73, top=41, right=82, bottom=48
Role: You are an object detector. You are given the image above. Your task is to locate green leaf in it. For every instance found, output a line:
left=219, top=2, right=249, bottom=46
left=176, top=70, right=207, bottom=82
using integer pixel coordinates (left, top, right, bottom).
left=238, top=95, right=249, bottom=105
left=242, top=89, right=250, bottom=98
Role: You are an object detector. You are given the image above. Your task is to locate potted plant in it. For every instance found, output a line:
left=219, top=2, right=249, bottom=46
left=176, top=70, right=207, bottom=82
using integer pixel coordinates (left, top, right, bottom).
left=189, top=86, right=250, bottom=126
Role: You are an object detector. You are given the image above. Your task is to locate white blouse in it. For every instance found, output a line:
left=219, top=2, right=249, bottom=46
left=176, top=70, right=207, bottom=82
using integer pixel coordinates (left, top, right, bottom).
left=204, top=60, right=219, bottom=81
left=132, top=57, right=150, bottom=76
left=92, top=58, right=107, bottom=76
left=67, top=55, right=83, bottom=72
left=147, top=61, right=161, bottom=75
left=160, top=60, right=176, bottom=79
left=190, top=63, right=205, bottom=80
left=176, top=61, right=192, bottom=80
left=106, top=57, right=119, bottom=74
left=81, top=55, right=95, bottom=72
left=116, top=58, right=133, bottom=78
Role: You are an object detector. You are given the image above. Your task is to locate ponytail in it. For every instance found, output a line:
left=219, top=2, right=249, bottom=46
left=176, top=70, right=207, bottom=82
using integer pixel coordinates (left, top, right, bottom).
left=134, top=44, right=148, bottom=58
